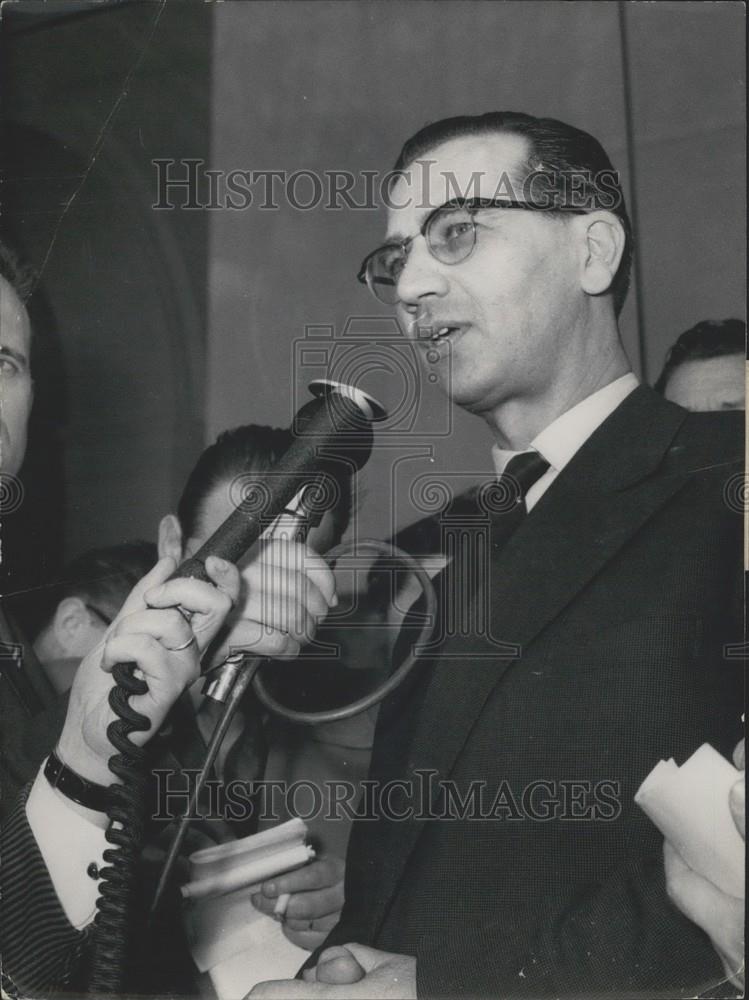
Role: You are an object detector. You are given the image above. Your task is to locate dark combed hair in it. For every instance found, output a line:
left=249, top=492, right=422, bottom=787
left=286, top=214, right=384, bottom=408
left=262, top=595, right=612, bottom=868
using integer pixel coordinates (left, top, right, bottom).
left=177, top=424, right=353, bottom=549
left=0, top=238, right=37, bottom=303
left=655, top=318, right=747, bottom=393
left=32, top=540, right=157, bottom=637
left=393, top=111, right=633, bottom=316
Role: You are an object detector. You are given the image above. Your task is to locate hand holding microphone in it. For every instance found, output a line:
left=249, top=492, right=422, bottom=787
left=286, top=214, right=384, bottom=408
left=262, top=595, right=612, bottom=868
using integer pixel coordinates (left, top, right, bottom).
left=57, top=555, right=241, bottom=787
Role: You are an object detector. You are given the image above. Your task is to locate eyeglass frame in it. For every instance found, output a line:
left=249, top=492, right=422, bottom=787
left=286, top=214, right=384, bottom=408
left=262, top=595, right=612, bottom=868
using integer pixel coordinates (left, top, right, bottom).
left=356, top=196, right=589, bottom=301
left=85, top=603, right=113, bottom=627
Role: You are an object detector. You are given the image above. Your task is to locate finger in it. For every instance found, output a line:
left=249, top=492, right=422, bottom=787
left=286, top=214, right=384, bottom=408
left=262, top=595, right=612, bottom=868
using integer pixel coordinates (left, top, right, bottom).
left=334, top=943, right=384, bottom=975
left=242, top=587, right=317, bottom=646
left=262, top=859, right=343, bottom=896
left=111, top=608, right=193, bottom=651
left=146, top=557, right=241, bottom=611
left=250, top=892, right=277, bottom=917
left=246, top=542, right=336, bottom=613
left=206, top=555, right=241, bottom=602
left=282, top=927, right=333, bottom=952
left=664, top=841, right=743, bottom=928
left=144, top=577, right=228, bottom=616
left=239, top=557, right=329, bottom=633
left=143, top=576, right=233, bottom=648
left=117, top=557, right=177, bottom=619
left=301, top=966, right=317, bottom=983
left=101, top=633, right=172, bottom=680
left=733, top=737, right=745, bottom=771
left=284, top=887, right=344, bottom=921
left=284, top=912, right=339, bottom=933
left=729, top=777, right=745, bottom=839
left=265, top=540, right=337, bottom=609
left=315, top=946, right=365, bottom=985
left=102, top=634, right=198, bottom=724
left=663, top=839, right=693, bottom=881
left=213, top=618, right=302, bottom=663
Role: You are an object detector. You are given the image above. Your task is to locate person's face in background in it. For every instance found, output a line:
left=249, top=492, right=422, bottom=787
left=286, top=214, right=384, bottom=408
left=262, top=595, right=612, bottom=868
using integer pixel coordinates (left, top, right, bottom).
left=663, top=353, right=745, bottom=411
left=33, top=597, right=113, bottom=693
left=0, top=274, right=33, bottom=476
left=159, top=476, right=341, bottom=564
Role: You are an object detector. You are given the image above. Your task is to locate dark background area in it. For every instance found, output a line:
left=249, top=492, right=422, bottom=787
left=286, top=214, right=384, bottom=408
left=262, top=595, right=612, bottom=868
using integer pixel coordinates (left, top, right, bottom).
left=2, top=0, right=212, bottom=599
left=1, top=0, right=745, bottom=598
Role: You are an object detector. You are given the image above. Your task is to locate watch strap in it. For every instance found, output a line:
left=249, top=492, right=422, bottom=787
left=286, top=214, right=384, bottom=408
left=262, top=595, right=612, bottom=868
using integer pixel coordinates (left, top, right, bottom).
left=44, top=750, right=111, bottom=813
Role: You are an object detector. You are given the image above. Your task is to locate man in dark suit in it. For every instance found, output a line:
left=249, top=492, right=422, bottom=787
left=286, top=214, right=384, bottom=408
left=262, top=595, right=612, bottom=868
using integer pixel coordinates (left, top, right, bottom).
left=0, top=243, right=60, bottom=813
left=250, top=113, right=744, bottom=997
left=0, top=242, right=247, bottom=996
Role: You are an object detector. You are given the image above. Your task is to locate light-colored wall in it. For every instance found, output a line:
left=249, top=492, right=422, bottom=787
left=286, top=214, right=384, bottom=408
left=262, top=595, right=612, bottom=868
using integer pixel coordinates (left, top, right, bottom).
left=206, top=1, right=745, bottom=541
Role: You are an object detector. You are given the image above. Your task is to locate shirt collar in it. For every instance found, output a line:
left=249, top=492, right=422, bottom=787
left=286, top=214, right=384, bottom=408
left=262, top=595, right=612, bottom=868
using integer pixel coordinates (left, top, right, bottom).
left=491, top=372, right=640, bottom=477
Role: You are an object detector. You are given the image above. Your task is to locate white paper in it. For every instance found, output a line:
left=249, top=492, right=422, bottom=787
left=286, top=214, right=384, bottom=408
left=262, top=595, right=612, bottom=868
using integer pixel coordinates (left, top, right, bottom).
left=181, top=842, right=314, bottom=900
left=183, top=816, right=313, bottom=993
left=188, top=817, right=309, bottom=880
left=635, top=743, right=744, bottom=898
left=207, top=915, right=307, bottom=1000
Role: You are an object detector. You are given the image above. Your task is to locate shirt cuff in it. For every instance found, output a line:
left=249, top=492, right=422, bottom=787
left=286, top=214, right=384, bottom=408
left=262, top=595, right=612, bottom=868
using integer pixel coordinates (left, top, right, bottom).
left=26, top=761, right=108, bottom=929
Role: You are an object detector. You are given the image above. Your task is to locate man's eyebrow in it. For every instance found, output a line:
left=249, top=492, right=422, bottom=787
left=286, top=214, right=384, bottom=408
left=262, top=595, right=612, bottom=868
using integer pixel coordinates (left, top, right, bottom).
left=385, top=209, right=433, bottom=245
left=0, top=345, right=29, bottom=366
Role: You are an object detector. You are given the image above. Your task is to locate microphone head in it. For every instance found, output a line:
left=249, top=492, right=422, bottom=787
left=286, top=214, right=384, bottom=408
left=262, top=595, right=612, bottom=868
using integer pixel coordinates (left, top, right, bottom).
left=291, top=381, right=387, bottom=474
left=308, top=380, right=387, bottom=423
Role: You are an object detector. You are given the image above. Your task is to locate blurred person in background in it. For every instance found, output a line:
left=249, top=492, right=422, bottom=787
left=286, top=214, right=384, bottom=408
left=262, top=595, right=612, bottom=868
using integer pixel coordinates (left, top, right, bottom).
left=0, top=237, right=247, bottom=998
left=30, top=541, right=157, bottom=693
left=655, top=318, right=745, bottom=411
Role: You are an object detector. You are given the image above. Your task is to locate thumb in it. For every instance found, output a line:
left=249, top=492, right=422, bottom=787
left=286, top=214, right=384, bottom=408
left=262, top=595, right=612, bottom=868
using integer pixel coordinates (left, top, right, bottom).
left=314, top=945, right=365, bottom=985
left=117, top=556, right=176, bottom=618
left=336, top=943, right=385, bottom=974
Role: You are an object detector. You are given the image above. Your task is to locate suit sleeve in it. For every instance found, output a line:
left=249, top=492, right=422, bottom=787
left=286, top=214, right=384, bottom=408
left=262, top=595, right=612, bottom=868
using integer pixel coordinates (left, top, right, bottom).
left=416, top=851, right=738, bottom=999
left=1, top=785, right=90, bottom=997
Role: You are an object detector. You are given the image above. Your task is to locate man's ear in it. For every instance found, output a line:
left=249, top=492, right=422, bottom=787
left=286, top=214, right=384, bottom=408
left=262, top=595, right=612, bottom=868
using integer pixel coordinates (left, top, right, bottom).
left=158, top=513, right=184, bottom=561
left=52, top=597, right=91, bottom=656
left=578, top=212, right=625, bottom=298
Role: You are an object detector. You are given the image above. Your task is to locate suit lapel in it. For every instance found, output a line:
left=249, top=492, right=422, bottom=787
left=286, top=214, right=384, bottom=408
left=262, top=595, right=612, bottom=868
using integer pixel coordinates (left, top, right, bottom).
left=368, top=387, right=690, bottom=936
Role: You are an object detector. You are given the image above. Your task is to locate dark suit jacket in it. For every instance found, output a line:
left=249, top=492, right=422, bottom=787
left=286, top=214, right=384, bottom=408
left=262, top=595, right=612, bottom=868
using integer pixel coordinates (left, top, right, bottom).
left=316, top=387, right=744, bottom=998
left=0, top=610, right=83, bottom=998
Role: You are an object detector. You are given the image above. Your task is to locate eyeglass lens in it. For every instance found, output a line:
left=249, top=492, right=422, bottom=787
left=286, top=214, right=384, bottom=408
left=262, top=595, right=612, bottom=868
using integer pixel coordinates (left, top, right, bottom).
left=366, top=205, right=477, bottom=304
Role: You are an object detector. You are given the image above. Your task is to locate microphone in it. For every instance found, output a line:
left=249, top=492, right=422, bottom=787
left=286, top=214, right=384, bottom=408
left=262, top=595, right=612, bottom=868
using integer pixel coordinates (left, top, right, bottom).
left=147, top=381, right=387, bottom=920
left=173, top=380, right=386, bottom=586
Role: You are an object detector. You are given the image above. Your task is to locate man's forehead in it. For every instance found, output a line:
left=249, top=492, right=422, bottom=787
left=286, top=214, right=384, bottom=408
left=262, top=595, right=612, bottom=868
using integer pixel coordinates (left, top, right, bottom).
left=385, top=131, right=530, bottom=239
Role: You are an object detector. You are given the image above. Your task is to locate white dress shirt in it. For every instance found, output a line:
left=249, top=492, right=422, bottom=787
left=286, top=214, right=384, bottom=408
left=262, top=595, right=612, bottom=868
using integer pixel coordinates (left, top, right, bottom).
left=26, top=763, right=107, bottom=928
left=491, top=373, right=639, bottom=511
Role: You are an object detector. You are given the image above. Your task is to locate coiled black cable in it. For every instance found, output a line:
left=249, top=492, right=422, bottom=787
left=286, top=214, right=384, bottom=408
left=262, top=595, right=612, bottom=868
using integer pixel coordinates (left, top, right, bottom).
left=88, top=662, right=150, bottom=994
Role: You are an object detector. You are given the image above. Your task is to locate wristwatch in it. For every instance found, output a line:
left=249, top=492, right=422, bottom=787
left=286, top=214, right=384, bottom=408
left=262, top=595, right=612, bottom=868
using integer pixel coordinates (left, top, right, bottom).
left=44, top=749, right=111, bottom=813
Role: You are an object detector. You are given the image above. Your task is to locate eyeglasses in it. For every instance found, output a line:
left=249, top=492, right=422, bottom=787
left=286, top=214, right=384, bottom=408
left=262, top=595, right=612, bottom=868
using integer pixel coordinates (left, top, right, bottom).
left=357, top=197, right=587, bottom=305
left=85, top=603, right=113, bottom=627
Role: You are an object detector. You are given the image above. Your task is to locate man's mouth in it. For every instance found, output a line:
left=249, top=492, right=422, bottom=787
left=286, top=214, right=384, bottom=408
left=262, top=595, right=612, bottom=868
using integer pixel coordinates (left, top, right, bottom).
left=410, top=321, right=465, bottom=344
left=430, top=325, right=460, bottom=343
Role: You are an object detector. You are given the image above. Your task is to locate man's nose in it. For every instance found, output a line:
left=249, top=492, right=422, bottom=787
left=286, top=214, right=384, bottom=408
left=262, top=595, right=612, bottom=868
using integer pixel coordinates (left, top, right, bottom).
left=395, top=238, right=449, bottom=309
